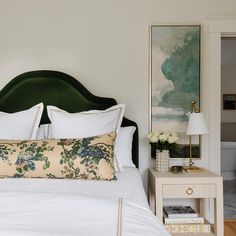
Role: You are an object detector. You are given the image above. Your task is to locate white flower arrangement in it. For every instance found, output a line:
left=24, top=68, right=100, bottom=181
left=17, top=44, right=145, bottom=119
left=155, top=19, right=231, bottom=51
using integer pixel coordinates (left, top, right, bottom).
left=147, top=131, right=179, bottom=152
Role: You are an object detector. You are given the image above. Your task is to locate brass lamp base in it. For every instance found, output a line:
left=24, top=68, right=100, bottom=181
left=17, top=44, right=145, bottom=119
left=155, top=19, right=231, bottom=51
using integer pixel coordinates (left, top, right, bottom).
left=183, top=165, right=204, bottom=172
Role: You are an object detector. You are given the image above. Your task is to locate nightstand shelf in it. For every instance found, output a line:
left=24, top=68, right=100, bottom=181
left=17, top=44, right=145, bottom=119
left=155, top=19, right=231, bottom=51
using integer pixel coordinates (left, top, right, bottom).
left=148, top=169, right=223, bottom=236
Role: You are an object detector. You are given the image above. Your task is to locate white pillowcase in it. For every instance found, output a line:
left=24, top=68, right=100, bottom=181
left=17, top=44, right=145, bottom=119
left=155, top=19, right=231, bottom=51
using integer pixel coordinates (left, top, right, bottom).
left=114, top=126, right=136, bottom=168
left=0, top=103, right=44, bottom=140
left=47, top=104, right=125, bottom=139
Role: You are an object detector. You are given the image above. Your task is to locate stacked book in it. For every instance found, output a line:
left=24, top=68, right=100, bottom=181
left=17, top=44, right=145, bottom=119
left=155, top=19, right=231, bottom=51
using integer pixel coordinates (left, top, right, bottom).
left=163, top=206, right=211, bottom=233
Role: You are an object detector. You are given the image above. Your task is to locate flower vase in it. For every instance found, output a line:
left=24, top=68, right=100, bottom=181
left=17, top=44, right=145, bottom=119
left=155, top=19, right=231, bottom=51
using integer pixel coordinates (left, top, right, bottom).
left=156, top=150, right=170, bottom=172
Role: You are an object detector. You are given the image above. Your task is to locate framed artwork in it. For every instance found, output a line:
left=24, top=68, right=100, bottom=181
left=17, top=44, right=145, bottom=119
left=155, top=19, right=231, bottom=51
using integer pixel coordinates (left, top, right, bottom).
left=223, top=94, right=236, bottom=110
left=150, top=25, right=201, bottom=158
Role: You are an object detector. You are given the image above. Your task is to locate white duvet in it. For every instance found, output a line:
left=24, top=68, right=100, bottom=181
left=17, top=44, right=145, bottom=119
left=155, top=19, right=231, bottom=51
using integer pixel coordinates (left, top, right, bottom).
left=0, top=192, right=169, bottom=236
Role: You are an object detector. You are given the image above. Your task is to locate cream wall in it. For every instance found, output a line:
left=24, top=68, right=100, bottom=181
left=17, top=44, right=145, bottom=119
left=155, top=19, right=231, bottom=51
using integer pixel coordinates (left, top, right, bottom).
left=0, top=0, right=236, bottom=189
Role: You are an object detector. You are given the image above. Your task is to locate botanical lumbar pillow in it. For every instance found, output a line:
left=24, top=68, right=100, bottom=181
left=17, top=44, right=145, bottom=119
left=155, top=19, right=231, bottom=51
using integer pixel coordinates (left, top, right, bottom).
left=0, top=132, right=116, bottom=180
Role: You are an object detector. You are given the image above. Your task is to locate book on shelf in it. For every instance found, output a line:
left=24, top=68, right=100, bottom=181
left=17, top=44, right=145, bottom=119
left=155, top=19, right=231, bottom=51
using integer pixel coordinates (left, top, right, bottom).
left=164, top=219, right=211, bottom=233
left=163, top=205, right=198, bottom=218
left=163, top=212, right=204, bottom=224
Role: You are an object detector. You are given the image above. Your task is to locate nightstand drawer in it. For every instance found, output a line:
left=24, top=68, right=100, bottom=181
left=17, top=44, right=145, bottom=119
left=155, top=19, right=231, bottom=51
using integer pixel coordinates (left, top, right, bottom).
left=162, top=184, right=216, bottom=198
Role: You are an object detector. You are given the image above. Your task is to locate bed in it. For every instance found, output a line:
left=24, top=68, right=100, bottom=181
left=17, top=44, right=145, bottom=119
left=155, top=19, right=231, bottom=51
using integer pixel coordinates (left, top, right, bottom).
left=0, top=70, right=169, bottom=236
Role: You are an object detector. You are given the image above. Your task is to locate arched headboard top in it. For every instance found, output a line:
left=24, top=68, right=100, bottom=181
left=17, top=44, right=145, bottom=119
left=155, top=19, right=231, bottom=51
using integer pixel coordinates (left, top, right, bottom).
left=0, top=70, right=139, bottom=167
left=0, top=70, right=118, bottom=124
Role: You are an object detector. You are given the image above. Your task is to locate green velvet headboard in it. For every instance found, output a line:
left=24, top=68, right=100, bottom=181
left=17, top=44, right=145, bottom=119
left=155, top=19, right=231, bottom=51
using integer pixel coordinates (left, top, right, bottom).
left=0, top=70, right=139, bottom=168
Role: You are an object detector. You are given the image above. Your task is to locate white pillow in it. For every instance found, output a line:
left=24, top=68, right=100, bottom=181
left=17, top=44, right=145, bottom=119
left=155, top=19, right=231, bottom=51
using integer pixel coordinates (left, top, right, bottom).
left=36, top=124, right=50, bottom=140
left=114, top=126, right=136, bottom=168
left=47, top=104, right=125, bottom=139
left=0, top=103, right=44, bottom=140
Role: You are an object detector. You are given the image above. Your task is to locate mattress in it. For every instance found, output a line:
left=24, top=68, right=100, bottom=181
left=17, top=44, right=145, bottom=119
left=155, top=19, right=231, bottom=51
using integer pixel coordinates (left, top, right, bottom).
left=0, top=167, right=149, bottom=209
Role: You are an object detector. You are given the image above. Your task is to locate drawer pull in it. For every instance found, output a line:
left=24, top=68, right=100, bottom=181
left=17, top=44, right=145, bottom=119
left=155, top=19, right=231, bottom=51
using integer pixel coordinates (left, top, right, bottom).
left=186, top=187, right=193, bottom=195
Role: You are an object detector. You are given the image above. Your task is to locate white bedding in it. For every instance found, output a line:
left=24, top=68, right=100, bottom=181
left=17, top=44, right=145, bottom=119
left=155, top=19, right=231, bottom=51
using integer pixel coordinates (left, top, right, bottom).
left=0, top=168, right=170, bottom=236
left=0, top=192, right=169, bottom=236
left=0, top=167, right=149, bottom=209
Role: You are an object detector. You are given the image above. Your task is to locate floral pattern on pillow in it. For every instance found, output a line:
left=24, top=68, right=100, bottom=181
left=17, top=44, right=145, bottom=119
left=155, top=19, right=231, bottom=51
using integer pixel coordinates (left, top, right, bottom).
left=0, top=132, right=116, bottom=180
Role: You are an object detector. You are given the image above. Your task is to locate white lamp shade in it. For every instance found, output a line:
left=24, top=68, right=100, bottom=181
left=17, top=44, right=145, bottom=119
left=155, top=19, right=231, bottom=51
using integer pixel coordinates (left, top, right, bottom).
left=186, top=112, right=209, bottom=135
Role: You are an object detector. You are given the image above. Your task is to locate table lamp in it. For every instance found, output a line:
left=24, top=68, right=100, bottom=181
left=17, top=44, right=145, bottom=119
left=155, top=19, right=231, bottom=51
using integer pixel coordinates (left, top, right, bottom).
left=183, top=101, right=209, bottom=172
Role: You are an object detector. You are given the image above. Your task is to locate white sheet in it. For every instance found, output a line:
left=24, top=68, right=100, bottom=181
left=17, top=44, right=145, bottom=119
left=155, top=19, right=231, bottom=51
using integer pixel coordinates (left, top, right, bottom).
left=0, top=168, right=149, bottom=209
left=0, top=192, right=169, bottom=236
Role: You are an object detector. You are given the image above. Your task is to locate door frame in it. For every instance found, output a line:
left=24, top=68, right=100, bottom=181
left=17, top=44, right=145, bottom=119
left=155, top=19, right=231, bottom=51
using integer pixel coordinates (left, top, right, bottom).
left=208, top=16, right=236, bottom=174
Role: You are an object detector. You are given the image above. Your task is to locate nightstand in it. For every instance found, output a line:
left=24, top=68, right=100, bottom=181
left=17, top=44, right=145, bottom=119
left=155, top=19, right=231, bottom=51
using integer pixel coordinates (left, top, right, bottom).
left=148, top=168, right=223, bottom=236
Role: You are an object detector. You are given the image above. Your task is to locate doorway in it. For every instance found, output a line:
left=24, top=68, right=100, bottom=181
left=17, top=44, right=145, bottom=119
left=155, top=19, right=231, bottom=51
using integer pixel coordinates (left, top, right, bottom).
left=221, top=37, right=236, bottom=219
left=208, top=18, right=236, bottom=230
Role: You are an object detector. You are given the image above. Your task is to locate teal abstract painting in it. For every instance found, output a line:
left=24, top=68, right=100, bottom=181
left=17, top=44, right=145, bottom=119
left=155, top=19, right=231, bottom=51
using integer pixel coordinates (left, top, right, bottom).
left=151, top=25, right=200, bottom=158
